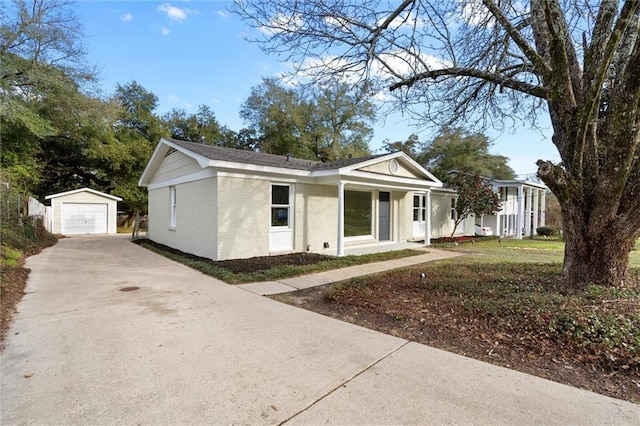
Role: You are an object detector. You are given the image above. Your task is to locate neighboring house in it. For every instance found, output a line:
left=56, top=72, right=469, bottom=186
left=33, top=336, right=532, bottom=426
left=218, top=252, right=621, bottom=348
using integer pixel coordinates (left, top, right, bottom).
left=444, top=172, right=548, bottom=239
left=489, top=178, right=547, bottom=238
left=45, top=188, right=122, bottom=235
left=138, top=138, right=444, bottom=261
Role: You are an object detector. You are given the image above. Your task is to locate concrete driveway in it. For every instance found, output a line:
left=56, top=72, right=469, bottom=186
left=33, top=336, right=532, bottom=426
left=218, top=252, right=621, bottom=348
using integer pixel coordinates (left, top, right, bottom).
left=1, top=236, right=638, bottom=424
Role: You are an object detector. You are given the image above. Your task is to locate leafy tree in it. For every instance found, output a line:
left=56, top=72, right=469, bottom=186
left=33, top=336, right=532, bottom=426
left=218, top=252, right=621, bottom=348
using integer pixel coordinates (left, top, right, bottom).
left=233, top=0, right=640, bottom=289
left=111, top=81, right=166, bottom=214
left=162, top=104, right=246, bottom=150
left=421, top=127, right=515, bottom=180
left=240, top=78, right=313, bottom=158
left=163, top=105, right=222, bottom=143
left=448, top=170, right=502, bottom=238
left=0, top=0, right=95, bottom=191
left=240, top=77, right=373, bottom=160
left=314, top=80, right=374, bottom=161
left=382, top=134, right=422, bottom=161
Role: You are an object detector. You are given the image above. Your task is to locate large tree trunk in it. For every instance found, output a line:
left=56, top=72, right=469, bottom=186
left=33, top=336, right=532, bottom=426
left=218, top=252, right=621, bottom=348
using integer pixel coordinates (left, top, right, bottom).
left=561, top=203, right=636, bottom=289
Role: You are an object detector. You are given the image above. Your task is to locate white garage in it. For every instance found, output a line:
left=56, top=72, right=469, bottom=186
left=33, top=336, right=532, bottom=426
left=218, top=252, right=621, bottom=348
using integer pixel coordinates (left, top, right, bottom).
left=45, top=188, right=122, bottom=235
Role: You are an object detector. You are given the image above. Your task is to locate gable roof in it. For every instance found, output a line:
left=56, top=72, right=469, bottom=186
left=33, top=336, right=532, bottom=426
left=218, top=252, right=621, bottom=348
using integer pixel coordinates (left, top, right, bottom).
left=168, top=139, right=386, bottom=171
left=45, top=187, right=123, bottom=201
left=139, top=138, right=442, bottom=189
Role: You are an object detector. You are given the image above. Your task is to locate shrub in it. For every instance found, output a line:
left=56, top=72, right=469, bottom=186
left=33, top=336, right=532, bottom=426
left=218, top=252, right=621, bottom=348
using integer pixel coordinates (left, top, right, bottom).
left=537, top=226, right=561, bottom=237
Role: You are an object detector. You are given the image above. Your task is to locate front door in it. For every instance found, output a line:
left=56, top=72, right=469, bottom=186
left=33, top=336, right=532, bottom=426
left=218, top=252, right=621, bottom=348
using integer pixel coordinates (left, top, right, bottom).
left=269, top=184, right=293, bottom=252
left=379, top=192, right=390, bottom=241
left=412, top=194, right=426, bottom=239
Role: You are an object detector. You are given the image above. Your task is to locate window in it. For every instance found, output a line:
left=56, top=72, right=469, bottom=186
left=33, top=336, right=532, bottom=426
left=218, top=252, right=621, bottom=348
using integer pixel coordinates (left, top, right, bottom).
left=344, top=190, right=372, bottom=237
left=413, top=195, right=426, bottom=222
left=170, top=186, right=177, bottom=227
left=271, top=185, right=290, bottom=227
left=450, top=197, right=457, bottom=220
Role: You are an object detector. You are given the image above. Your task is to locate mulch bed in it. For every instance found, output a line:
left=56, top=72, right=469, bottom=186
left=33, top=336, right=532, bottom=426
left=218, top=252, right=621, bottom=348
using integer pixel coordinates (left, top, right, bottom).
left=133, top=239, right=331, bottom=273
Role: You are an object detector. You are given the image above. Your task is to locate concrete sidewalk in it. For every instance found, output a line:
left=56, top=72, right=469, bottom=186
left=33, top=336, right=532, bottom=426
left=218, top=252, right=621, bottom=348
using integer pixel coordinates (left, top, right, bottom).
left=1, top=236, right=638, bottom=425
left=239, top=249, right=463, bottom=295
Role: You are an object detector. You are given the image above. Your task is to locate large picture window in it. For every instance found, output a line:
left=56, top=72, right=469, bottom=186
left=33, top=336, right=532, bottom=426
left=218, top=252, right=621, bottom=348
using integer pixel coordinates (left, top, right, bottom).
left=344, top=190, right=372, bottom=237
left=271, top=185, right=290, bottom=227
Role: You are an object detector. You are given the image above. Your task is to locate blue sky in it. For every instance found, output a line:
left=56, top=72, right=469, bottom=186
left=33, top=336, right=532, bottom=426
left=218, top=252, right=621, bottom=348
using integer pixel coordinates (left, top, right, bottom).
left=76, top=1, right=560, bottom=176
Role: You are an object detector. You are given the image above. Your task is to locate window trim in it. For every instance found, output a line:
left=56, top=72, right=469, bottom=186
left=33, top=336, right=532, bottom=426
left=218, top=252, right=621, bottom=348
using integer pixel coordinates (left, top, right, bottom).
left=344, top=189, right=373, bottom=239
left=170, top=186, right=177, bottom=228
left=413, top=194, right=426, bottom=223
left=270, top=184, right=292, bottom=229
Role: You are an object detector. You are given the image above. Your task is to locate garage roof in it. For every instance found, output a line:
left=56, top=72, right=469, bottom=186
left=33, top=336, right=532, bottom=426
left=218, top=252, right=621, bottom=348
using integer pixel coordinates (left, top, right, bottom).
left=45, top=188, right=123, bottom=201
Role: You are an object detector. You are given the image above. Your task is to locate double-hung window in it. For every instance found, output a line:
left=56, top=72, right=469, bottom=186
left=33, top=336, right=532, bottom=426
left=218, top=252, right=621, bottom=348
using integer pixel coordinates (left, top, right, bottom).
left=271, top=185, right=290, bottom=227
left=450, top=197, right=457, bottom=220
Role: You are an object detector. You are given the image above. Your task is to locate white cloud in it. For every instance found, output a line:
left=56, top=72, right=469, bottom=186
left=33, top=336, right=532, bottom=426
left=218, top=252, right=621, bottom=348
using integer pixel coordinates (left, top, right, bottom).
left=217, top=10, right=229, bottom=19
left=154, top=25, right=171, bottom=36
left=120, top=13, right=133, bottom=23
left=458, top=0, right=494, bottom=27
left=167, top=95, right=193, bottom=109
left=158, top=3, right=198, bottom=23
left=260, top=13, right=304, bottom=35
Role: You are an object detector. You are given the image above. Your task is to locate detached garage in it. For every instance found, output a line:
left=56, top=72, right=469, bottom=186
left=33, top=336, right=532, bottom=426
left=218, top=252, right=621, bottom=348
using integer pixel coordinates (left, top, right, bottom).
left=45, top=188, right=122, bottom=235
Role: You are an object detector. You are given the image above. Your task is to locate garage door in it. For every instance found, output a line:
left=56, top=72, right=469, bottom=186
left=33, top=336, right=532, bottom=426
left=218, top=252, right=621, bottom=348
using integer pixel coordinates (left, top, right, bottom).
left=61, top=203, right=108, bottom=234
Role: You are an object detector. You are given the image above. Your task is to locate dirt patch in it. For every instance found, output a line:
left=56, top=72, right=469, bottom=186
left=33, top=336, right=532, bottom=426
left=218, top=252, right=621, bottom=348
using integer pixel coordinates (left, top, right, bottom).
left=133, top=239, right=331, bottom=273
left=0, top=263, right=29, bottom=346
left=272, top=276, right=640, bottom=404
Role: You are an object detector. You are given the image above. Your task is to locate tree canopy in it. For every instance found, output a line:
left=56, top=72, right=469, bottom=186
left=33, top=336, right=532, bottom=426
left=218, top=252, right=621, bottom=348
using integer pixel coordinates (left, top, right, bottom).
left=240, top=77, right=374, bottom=161
left=384, top=128, right=515, bottom=181
left=233, top=0, right=640, bottom=289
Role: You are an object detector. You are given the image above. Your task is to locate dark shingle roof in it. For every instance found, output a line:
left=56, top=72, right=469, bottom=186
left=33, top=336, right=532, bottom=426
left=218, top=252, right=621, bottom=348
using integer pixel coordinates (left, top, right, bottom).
left=168, top=138, right=386, bottom=171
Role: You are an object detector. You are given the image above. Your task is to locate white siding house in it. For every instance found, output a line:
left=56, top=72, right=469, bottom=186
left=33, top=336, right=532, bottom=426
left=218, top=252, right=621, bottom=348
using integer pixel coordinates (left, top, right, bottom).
left=45, top=188, right=122, bottom=235
left=139, top=138, right=443, bottom=260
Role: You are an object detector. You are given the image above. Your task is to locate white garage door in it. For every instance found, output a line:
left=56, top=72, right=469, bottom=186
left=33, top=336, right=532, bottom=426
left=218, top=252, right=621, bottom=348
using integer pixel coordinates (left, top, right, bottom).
left=61, top=203, right=108, bottom=234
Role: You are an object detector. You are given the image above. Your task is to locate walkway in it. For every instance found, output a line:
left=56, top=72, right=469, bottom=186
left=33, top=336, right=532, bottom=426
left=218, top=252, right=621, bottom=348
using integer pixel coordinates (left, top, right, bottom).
left=239, top=248, right=462, bottom=295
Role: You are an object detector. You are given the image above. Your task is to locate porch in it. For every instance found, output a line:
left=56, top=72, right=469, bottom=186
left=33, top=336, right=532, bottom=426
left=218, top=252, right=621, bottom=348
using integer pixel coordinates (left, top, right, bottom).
left=317, top=240, right=430, bottom=256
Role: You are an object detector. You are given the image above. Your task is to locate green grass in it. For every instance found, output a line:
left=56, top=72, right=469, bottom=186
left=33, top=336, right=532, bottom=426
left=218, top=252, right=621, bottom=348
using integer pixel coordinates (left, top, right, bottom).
left=1, top=246, right=22, bottom=268
left=138, top=242, right=425, bottom=284
left=434, top=237, right=640, bottom=268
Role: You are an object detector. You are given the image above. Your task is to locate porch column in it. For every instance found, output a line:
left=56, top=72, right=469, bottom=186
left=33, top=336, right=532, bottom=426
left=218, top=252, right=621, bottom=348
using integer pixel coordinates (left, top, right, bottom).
left=424, top=190, right=431, bottom=246
left=337, top=181, right=345, bottom=256
left=525, top=187, right=533, bottom=237
left=540, top=190, right=546, bottom=227
left=516, top=185, right=524, bottom=239
left=533, top=188, right=540, bottom=235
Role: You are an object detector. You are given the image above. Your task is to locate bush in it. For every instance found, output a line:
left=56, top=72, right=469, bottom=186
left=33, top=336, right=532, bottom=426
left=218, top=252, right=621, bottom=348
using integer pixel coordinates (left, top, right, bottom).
left=537, top=226, right=561, bottom=237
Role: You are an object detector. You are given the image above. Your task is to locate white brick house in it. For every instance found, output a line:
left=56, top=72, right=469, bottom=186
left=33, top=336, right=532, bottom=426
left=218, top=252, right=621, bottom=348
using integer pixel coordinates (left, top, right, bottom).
left=139, top=138, right=444, bottom=260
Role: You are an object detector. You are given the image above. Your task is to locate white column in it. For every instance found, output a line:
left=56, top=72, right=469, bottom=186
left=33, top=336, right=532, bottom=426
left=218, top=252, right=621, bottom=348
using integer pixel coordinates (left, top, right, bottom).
left=525, top=187, right=533, bottom=237
left=540, top=190, right=546, bottom=227
left=424, top=190, right=431, bottom=246
left=337, top=181, right=345, bottom=256
left=516, top=185, right=524, bottom=239
left=533, top=189, right=540, bottom=235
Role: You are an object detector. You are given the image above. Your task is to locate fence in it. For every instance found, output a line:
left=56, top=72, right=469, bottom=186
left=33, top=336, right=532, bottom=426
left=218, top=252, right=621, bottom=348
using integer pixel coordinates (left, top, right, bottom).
left=1, top=184, right=52, bottom=246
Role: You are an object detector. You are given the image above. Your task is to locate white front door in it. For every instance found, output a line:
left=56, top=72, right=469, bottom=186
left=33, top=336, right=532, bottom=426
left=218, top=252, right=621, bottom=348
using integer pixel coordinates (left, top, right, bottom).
left=412, top=194, right=426, bottom=239
left=61, top=203, right=108, bottom=234
left=269, top=184, right=293, bottom=252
